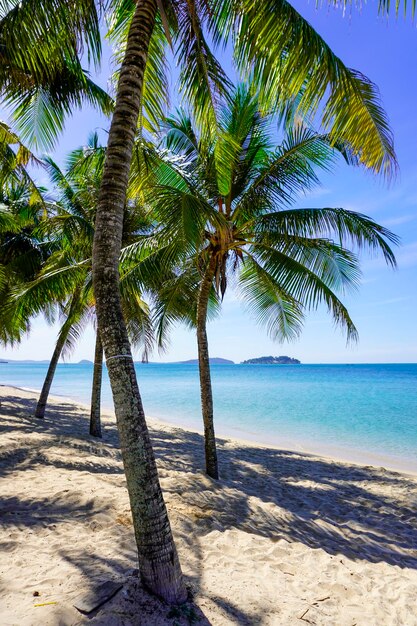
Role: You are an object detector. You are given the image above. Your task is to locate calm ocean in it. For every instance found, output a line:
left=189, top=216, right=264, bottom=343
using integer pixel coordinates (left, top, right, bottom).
left=1, top=362, right=416, bottom=470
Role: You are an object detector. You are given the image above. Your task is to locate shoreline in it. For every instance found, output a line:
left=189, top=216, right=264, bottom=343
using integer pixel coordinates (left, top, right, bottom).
left=146, top=410, right=417, bottom=477
left=3, top=382, right=417, bottom=477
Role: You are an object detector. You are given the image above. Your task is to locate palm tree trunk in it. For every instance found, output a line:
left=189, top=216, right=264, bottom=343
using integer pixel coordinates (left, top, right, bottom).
left=34, top=328, right=68, bottom=418
left=91, top=0, right=186, bottom=605
left=196, top=256, right=219, bottom=479
left=89, top=330, right=103, bottom=438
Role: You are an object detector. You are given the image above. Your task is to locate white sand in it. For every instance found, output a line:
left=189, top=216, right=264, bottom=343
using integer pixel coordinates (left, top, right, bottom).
left=0, top=385, right=416, bottom=626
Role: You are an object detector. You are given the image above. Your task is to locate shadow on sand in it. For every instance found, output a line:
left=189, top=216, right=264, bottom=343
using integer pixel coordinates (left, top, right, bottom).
left=0, top=390, right=416, bottom=624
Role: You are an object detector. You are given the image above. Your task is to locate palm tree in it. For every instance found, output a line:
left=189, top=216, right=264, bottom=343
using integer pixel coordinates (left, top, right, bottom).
left=29, top=144, right=105, bottom=422
left=137, top=86, right=398, bottom=479
left=91, top=0, right=401, bottom=602
left=11, top=138, right=154, bottom=435
left=92, top=1, right=190, bottom=602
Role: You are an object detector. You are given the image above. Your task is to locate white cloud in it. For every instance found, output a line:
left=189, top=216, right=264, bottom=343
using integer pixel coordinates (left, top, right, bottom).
left=302, top=187, right=332, bottom=200
left=381, top=214, right=416, bottom=227
left=367, top=296, right=410, bottom=307
left=396, top=241, right=417, bottom=269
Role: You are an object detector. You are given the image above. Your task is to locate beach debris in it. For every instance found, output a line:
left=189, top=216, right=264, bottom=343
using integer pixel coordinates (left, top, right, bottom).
left=298, top=607, right=315, bottom=624
left=32, top=591, right=39, bottom=597
left=34, top=601, right=57, bottom=607
left=73, top=580, right=123, bottom=614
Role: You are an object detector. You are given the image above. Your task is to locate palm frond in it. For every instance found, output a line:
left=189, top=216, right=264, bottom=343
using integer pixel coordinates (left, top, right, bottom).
left=255, top=207, right=399, bottom=267
left=239, top=255, right=305, bottom=341
left=121, top=290, right=154, bottom=360
left=11, top=259, right=89, bottom=330
left=61, top=300, right=94, bottom=358
left=248, top=246, right=359, bottom=342
left=8, top=66, right=112, bottom=150
left=253, top=237, right=362, bottom=295
left=326, top=0, right=416, bottom=20
left=0, top=204, right=19, bottom=233
left=175, top=0, right=232, bottom=129
left=162, top=109, right=200, bottom=160
left=0, top=0, right=102, bottom=73
left=235, top=127, right=339, bottom=220
left=211, top=0, right=397, bottom=177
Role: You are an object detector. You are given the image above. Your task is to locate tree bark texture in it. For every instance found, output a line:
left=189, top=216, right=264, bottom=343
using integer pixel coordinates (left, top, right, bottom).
left=34, top=327, right=68, bottom=418
left=91, top=0, right=187, bottom=604
left=196, top=256, right=219, bottom=479
left=89, top=330, right=103, bottom=438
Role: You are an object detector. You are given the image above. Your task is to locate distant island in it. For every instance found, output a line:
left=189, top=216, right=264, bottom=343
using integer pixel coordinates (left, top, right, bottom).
left=78, top=359, right=93, bottom=365
left=0, top=359, right=50, bottom=363
left=177, top=358, right=234, bottom=365
left=242, top=355, right=301, bottom=365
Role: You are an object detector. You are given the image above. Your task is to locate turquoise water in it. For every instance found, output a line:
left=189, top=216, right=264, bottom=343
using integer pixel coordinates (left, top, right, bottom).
left=1, top=362, right=416, bottom=468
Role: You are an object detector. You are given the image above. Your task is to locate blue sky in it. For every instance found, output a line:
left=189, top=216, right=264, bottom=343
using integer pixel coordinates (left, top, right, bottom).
left=2, top=2, right=417, bottom=363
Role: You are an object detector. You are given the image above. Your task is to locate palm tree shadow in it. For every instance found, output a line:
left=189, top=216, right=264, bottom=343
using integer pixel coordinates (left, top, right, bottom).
left=0, top=392, right=215, bottom=623
left=1, top=390, right=416, bottom=624
left=55, top=547, right=213, bottom=625
left=151, top=427, right=417, bottom=570
left=2, top=391, right=416, bottom=572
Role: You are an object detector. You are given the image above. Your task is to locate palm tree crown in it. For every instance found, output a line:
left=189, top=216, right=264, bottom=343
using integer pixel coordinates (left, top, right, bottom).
left=146, top=86, right=398, bottom=342
left=137, top=85, right=399, bottom=478
left=107, top=0, right=397, bottom=176
left=4, top=136, right=154, bottom=423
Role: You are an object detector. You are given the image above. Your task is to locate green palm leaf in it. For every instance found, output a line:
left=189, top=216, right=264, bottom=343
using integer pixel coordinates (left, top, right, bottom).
left=210, top=0, right=397, bottom=176
left=239, top=255, right=305, bottom=341
left=0, top=1, right=110, bottom=148
left=175, top=0, right=232, bottom=128
left=255, top=207, right=399, bottom=267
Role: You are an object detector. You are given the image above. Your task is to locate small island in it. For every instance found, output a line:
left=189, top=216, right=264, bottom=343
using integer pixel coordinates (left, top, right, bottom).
left=242, top=355, right=301, bottom=365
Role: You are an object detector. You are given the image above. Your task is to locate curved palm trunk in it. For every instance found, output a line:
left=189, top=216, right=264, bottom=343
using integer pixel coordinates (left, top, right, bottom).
left=34, top=327, right=68, bottom=418
left=89, top=330, right=103, bottom=438
left=196, top=257, right=219, bottom=479
left=92, top=0, right=186, bottom=604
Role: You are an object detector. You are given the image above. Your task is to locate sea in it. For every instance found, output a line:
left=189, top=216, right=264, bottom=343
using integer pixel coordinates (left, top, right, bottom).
left=1, top=361, right=416, bottom=471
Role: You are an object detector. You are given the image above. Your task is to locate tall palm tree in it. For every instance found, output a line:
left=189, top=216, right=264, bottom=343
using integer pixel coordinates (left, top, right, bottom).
left=91, top=0, right=400, bottom=602
left=11, top=138, right=154, bottom=435
left=92, top=1, right=190, bottom=603
left=137, top=86, right=398, bottom=479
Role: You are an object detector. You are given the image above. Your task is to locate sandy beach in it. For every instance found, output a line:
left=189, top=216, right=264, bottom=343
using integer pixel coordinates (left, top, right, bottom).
left=0, top=385, right=416, bottom=625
